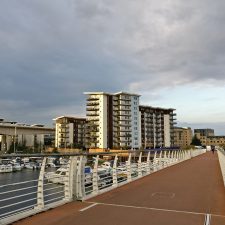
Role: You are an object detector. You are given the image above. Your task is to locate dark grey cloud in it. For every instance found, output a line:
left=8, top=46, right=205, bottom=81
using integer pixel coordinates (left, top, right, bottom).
left=0, top=0, right=225, bottom=127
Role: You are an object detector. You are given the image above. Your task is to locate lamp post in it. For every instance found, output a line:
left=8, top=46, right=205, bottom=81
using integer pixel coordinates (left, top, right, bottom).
left=14, top=125, right=17, bottom=154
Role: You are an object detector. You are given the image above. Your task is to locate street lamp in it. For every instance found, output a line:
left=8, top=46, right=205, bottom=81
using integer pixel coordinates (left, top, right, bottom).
left=14, top=125, right=17, bottom=154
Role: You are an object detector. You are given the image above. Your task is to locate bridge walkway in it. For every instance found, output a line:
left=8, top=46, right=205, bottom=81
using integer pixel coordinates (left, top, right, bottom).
left=13, top=152, right=225, bottom=225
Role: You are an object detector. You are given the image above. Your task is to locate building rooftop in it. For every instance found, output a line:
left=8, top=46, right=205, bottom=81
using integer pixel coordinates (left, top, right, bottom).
left=84, top=91, right=141, bottom=97
left=139, top=105, right=176, bottom=111
left=83, top=92, right=112, bottom=95
left=53, top=116, right=86, bottom=121
left=113, top=91, right=141, bottom=97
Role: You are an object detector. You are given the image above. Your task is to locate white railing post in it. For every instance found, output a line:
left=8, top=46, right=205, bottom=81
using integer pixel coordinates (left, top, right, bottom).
left=181, top=151, right=184, bottom=161
left=146, top=151, right=151, bottom=174
left=163, top=151, right=167, bottom=168
left=153, top=151, right=157, bottom=172
left=35, top=157, right=47, bottom=210
left=138, top=152, right=142, bottom=178
left=92, top=155, right=99, bottom=195
left=126, top=153, right=132, bottom=182
left=64, top=157, right=72, bottom=201
left=178, top=150, right=181, bottom=161
left=175, top=151, right=177, bottom=162
left=167, top=151, right=171, bottom=165
left=76, top=155, right=87, bottom=200
left=171, top=151, right=174, bottom=163
left=64, top=156, right=77, bottom=201
left=158, top=151, right=162, bottom=169
left=113, top=155, right=118, bottom=187
left=173, top=151, right=177, bottom=163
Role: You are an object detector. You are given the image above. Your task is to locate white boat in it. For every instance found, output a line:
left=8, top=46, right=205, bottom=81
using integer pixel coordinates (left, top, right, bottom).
left=45, top=166, right=93, bottom=185
left=45, top=167, right=68, bottom=184
left=24, top=162, right=41, bottom=170
left=12, top=163, right=22, bottom=171
left=0, top=164, right=13, bottom=173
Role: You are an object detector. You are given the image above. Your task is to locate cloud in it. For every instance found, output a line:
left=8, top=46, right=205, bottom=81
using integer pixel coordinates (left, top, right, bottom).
left=0, top=0, right=225, bottom=126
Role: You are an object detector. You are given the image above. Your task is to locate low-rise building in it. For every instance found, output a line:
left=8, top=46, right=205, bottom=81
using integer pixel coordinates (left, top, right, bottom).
left=174, top=127, right=193, bottom=148
left=194, top=129, right=215, bottom=146
left=206, top=136, right=225, bottom=146
left=0, top=119, right=54, bottom=153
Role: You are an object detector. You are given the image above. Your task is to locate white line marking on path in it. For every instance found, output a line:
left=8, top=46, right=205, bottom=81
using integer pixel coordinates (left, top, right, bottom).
left=80, top=203, right=98, bottom=212
left=84, top=201, right=225, bottom=218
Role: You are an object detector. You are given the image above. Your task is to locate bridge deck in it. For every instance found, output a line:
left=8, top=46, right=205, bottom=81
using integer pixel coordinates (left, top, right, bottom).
left=14, top=152, right=225, bottom=225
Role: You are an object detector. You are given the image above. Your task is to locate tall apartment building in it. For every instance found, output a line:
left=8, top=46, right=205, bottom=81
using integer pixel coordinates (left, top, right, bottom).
left=174, top=127, right=193, bottom=148
left=139, top=106, right=176, bottom=148
left=84, top=92, right=141, bottom=149
left=54, top=116, right=86, bottom=149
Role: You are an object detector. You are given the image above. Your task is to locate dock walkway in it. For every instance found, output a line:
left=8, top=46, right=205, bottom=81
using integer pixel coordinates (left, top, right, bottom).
left=14, top=152, right=225, bottom=225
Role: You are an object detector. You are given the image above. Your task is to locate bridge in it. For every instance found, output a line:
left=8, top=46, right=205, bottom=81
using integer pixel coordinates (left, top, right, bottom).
left=0, top=149, right=225, bottom=225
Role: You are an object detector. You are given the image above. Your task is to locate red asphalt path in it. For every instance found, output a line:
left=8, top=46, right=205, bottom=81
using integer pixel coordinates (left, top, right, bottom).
left=13, top=152, right=225, bottom=225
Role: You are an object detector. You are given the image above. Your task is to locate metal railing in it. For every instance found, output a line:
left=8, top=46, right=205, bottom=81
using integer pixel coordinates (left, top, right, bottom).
left=0, top=149, right=206, bottom=224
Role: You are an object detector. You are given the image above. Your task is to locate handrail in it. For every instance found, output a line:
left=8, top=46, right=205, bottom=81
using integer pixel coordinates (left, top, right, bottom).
left=0, top=148, right=206, bottom=224
left=0, top=149, right=182, bottom=158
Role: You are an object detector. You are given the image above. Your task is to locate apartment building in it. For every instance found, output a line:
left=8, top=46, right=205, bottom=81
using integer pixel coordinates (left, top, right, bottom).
left=194, top=128, right=215, bottom=146
left=84, top=92, right=141, bottom=149
left=113, top=92, right=140, bottom=149
left=139, top=106, right=176, bottom=148
left=206, top=136, right=225, bottom=146
left=54, top=116, right=86, bottom=149
left=174, top=127, right=193, bottom=148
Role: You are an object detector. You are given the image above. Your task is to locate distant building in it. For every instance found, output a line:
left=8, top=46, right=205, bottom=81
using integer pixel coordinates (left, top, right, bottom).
left=139, top=106, right=176, bottom=148
left=0, top=119, right=54, bottom=152
left=194, top=129, right=214, bottom=137
left=194, top=129, right=215, bottom=146
left=206, top=136, right=225, bottom=146
left=54, top=116, right=86, bottom=149
left=174, top=127, right=193, bottom=148
left=84, top=92, right=141, bottom=149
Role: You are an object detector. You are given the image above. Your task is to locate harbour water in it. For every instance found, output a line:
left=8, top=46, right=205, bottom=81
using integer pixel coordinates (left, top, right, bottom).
left=0, top=168, right=64, bottom=219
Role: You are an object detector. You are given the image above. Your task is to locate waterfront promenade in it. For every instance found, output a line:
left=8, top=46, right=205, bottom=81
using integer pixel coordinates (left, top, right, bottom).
left=13, top=152, right=225, bottom=225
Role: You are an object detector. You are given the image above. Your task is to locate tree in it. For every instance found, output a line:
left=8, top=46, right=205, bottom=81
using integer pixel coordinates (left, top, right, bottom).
left=191, top=135, right=202, bottom=146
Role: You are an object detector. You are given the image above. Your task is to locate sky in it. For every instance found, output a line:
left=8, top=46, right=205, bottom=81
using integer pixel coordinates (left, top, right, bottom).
left=0, top=0, right=225, bottom=134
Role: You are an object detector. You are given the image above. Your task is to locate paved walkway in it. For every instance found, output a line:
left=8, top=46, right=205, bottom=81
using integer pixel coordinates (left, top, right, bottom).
left=14, top=152, right=225, bottom=225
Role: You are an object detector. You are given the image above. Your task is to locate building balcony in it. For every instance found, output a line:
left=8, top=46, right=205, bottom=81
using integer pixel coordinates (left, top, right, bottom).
left=118, top=100, right=131, bottom=106
left=117, top=117, right=131, bottom=121
left=86, top=105, right=100, bottom=110
left=58, top=124, right=68, bottom=129
left=86, top=102, right=99, bottom=106
left=87, top=96, right=99, bottom=101
left=87, top=116, right=99, bottom=121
